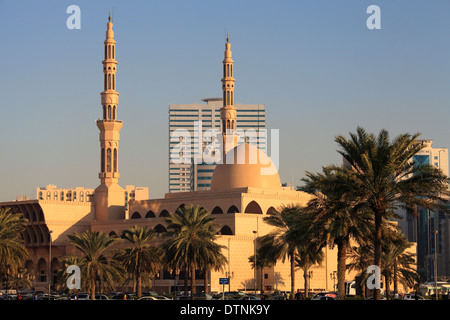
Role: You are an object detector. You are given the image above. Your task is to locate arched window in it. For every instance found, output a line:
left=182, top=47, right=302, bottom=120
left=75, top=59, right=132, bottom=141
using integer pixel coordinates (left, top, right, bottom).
left=266, top=206, right=277, bottom=215
left=159, top=210, right=170, bottom=217
left=105, top=45, right=107, bottom=59
left=101, top=148, right=105, bottom=172
left=227, top=205, right=239, bottom=213
left=112, top=45, right=115, bottom=59
left=54, top=191, right=58, bottom=200
left=154, top=224, right=167, bottom=234
left=244, top=201, right=263, bottom=214
left=47, top=192, right=51, bottom=200
left=219, top=225, right=233, bottom=235
left=60, top=191, right=64, bottom=201
left=39, top=192, right=43, bottom=200
left=113, top=148, right=118, bottom=172
left=108, top=105, right=111, bottom=120
left=231, top=91, right=233, bottom=105
left=211, top=206, right=223, bottom=214
left=176, top=204, right=185, bottom=213
left=227, top=64, right=230, bottom=77
left=131, top=212, right=141, bottom=219
left=107, top=148, right=111, bottom=172
left=80, top=192, right=84, bottom=202
left=145, top=210, right=156, bottom=218
left=113, top=106, right=116, bottom=120
left=112, top=74, right=115, bottom=90
left=104, top=74, right=107, bottom=91
left=108, top=74, right=111, bottom=90
left=108, top=45, right=111, bottom=59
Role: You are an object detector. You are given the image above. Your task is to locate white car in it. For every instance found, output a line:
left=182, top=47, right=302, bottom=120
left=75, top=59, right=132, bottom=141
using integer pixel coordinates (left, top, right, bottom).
left=403, top=294, right=426, bottom=300
left=138, top=296, right=171, bottom=300
left=239, top=296, right=261, bottom=300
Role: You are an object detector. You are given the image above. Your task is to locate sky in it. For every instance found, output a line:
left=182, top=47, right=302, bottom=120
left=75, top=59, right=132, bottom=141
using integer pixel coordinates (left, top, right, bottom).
left=0, top=0, right=449, bottom=201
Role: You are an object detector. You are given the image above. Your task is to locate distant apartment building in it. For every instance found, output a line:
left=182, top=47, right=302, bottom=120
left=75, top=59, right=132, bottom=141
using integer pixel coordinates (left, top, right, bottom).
left=36, top=184, right=148, bottom=214
left=169, top=98, right=266, bottom=193
left=36, top=185, right=95, bottom=202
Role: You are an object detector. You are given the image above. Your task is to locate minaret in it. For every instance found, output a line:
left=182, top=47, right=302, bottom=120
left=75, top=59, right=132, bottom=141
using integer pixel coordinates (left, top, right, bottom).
left=94, top=14, right=125, bottom=221
left=220, top=34, right=239, bottom=160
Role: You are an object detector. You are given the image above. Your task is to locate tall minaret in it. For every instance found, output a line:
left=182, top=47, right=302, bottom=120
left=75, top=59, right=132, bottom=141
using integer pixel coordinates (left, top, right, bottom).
left=95, top=14, right=125, bottom=221
left=220, top=34, right=239, bottom=160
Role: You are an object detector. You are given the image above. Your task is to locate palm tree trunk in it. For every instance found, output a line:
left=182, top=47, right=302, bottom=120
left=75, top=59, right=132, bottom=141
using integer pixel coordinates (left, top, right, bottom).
left=184, top=268, right=188, bottom=297
left=204, top=268, right=209, bottom=294
left=393, top=259, right=398, bottom=296
left=303, top=268, right=309, bottom=298
left=337, top=240, right=347, bottom=300
left=385, top=275, right=390, bottom=300
left=90, top=271, right=96, bottom=300
left=260, top=267, right=264, bottom=293
left=191, top=265, right=196, bottom=298
left=373, top=211, right=383, bottom=300
left=290, top=251, right=296, bottom=299
left=136, top=272, right=142, bottom=298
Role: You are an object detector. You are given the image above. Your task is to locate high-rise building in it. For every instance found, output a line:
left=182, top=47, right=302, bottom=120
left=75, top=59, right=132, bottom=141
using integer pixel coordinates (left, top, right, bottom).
left=169, top=100, right=266, bottom=192
left=397, top=140, right=449, bottom=281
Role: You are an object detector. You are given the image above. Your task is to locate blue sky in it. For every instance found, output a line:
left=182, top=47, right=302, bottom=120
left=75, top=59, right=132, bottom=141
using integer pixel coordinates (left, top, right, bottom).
left=1, top=0, right=449, bottom=201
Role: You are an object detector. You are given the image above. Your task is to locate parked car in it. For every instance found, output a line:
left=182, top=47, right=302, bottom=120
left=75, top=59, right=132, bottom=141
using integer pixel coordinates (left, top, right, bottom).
left=138, top=295, right=171, bottom=300
left=311, top=292, right=337, bottom=300
left=70, top=293, right=90, bottom=300
left=110, top=293, right=134, bottom=300
left=239, top=295, right=261, bottom=300
left=403, top=294, right=426, bottom=300
left=268, top=295, right=287, bottom=300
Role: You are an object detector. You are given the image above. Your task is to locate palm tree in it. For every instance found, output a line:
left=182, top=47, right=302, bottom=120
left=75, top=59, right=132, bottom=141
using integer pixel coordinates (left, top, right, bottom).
left=332, top=127, right=449, bottom=299
left=347, top=245, right=373, bottom=298
left=299, top=168, right=373, bottom=300
left=0, top=207, right=29, bottom=290
left=67, top=230, right=124, bottom=300
left=381, top=232, right=419, bottom=299
left=248, top=252, right=275, bottom=294
left=257, top=205, right=312, bottom=297
left=56, top=255, right=84, bottom=293
left=295, top=244, right=324, bottom=298
left=114, top=225, right=161, bottom=298
left=162, top=204, right=227, bottom=298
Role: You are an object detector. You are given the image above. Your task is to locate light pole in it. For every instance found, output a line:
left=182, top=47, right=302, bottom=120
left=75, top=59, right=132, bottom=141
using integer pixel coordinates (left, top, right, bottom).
left=253, top=230, right=257, bottom=295
left=434, top=230, right=438, bottom=300
left=48, top=230, right=53, bottom=298
left=307, top=271, right=313, bottom=297
left=330, top=271, right=337, bottom=291
left=226, top=271, right=234, bottom=293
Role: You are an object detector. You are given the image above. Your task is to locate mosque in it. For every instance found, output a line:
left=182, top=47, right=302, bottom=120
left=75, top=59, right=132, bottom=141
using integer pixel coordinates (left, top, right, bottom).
left=1, top=16, right=363, bottom=295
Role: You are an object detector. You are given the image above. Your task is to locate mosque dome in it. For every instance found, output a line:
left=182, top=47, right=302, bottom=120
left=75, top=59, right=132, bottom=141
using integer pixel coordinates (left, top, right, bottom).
left=210, top=142, right=281, bottom=190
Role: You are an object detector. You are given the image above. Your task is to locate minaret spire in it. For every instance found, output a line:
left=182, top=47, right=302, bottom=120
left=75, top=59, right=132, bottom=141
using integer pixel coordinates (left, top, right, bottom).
left=95, top=15, right=125, bottom=222
left=220, top=35, right=238, bottom=158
